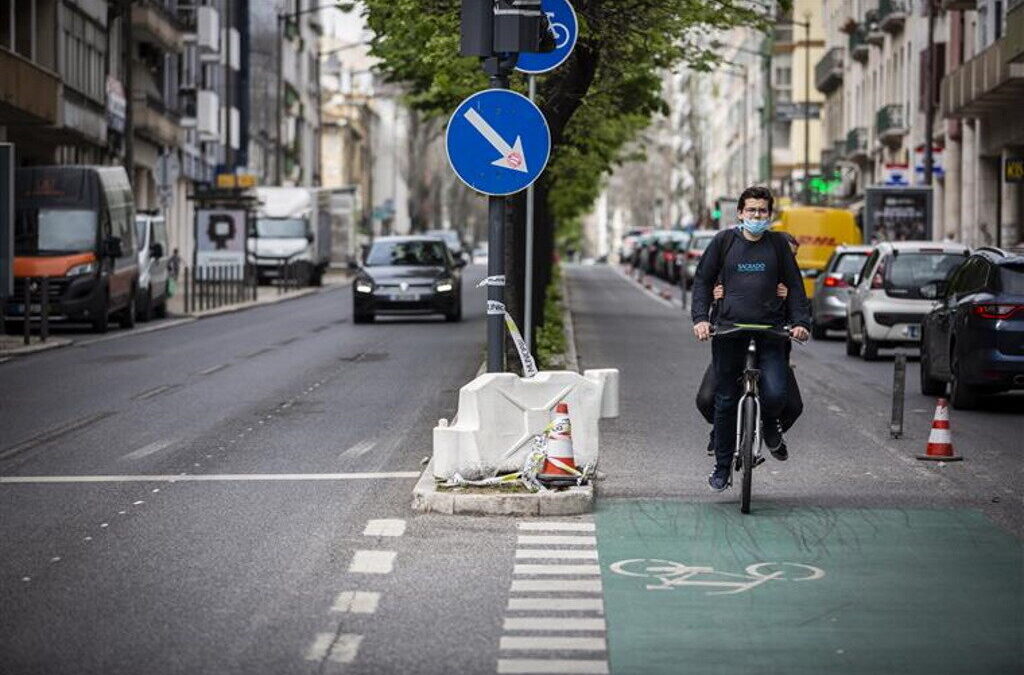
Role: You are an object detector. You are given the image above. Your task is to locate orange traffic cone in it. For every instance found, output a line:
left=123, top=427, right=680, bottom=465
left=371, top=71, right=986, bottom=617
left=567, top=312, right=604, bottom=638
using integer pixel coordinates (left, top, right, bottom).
left=539, top=402, right=580, bottom=485
left=917, top=398, right=962, bottom=461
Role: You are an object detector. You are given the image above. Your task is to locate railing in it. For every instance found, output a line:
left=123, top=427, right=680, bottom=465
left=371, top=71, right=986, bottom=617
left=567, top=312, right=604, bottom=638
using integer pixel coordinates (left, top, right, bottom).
left=182, top=264, right=258, bottom=314
left=815, top=47, right=844, bottom=94
left=879, top=0, right=909, bottom=33
left=4, top=277, right=56, bottom=345
left=865, top=10, right=885, bottom=45
left=849, top=25, right=869, bottom=63
left=941, top=37, right=1024, bottom=117
left=875, top=103, right=907, bottom=143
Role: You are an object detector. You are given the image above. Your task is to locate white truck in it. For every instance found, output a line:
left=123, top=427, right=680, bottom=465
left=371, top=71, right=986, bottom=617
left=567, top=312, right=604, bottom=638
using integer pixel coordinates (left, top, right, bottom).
left=250, top=187, right=332, bottom=286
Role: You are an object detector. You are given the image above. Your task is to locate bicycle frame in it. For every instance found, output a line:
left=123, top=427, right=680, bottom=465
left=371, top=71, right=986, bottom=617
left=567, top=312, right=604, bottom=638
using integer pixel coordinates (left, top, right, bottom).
left=734, top=338, right=764, bottom=465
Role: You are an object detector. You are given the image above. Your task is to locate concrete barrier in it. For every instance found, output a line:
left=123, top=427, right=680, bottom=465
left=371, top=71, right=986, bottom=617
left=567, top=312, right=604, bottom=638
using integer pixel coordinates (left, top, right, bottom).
left=433, top=369, right=619, bottom=480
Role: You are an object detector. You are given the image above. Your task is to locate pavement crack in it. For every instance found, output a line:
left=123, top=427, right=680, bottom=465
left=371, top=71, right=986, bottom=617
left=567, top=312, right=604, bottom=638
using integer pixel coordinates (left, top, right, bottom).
left=0, top=411, right=117, bottom=462
left=316, top=621, right=350, bottom=675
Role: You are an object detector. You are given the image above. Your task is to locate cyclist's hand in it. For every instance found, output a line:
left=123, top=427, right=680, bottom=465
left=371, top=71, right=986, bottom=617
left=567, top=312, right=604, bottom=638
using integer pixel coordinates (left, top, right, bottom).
left=713, top=284, right=724, bottom=300
left=694, top=321, right=712, bottom=342
left=791, top=326, right=809, bottom=342
left=777, top=283, right=788, bottom=298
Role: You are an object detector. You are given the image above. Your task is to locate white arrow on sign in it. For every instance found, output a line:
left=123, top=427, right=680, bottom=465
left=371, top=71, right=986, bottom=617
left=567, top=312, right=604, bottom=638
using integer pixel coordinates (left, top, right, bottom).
left=463, top=107, right=529, bottom=173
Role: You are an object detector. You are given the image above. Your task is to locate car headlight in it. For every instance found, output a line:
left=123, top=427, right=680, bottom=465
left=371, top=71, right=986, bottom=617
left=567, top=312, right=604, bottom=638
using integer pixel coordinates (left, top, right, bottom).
left=355, top=280, right=373, bottom=294
left=435, top=279, right=454, bottom=293
left=66, top=262, right=97, bottom=277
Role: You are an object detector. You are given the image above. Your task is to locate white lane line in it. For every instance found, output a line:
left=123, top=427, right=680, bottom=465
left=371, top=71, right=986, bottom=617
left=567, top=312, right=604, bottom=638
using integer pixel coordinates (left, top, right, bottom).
left=120, top=439, right=176, bottom=461
left=197, top=363, right=228, bottom=376
left=363, top=519, right=406, bottom=537
left=517, top=535, right=597, bottom=546
left=349, top=550, right=396, bottom=574
left=511, top=580, right=603, bottom=593
left=514, top=564, right=601, bottom=576
left=0, top=472, right=421, bottom=484
left=331, top=591, right=380, bottom=614
left=503, top=617, right=606, bottom=632
left=516, top=550, right=599, bottom=560
left=341, top=439, right=377, bottom=459
left=303, top=633, right=363, bottom=664
left=518, top=522, right=595, bottom=532
left=497, top=659, right=608, bottom=674
left=507, top=598, right=604, bottom=613
left=135, top=384, right=174, bottom=400
left=500, top=636, right=606, bottom=651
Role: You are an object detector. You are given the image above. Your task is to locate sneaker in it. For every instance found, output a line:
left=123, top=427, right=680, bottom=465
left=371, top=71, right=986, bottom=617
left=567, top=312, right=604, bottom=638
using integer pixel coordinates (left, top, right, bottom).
left=769, top=441, right=789, bottom=461
left=763, top=421, right=784, bottom=452
left=707, top=466, right=731, bottom=492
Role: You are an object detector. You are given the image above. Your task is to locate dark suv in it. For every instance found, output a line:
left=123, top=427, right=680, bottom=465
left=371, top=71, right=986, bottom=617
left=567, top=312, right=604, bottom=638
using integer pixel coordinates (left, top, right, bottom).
left=920, top=247, right=1024, bottom=408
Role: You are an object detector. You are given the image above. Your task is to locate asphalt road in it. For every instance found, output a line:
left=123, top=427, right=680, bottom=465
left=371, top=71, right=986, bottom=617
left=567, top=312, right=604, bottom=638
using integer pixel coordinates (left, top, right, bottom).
left=2, top=262, right=1020, bottom=674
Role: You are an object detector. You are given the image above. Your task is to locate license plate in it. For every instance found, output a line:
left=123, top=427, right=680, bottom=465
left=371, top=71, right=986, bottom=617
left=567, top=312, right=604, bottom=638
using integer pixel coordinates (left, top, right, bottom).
left=8, top=304, right=41, bottom=315
left=905, top=324, right=920, bottom=339
left=389, top=293, right=420, bottom=302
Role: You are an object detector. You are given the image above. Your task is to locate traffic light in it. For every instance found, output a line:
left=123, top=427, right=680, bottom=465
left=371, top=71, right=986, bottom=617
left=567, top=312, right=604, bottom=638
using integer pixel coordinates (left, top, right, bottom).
left=460, top=0, right=553, bottom=57
left=711, top=200, right=722, bottom=228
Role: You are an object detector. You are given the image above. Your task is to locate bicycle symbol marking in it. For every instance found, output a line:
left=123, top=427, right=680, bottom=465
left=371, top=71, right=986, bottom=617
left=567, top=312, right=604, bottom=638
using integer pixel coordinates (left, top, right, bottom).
left=546, top=12, right=571, bottom=49
left=609, top=559, right=825, bottom=595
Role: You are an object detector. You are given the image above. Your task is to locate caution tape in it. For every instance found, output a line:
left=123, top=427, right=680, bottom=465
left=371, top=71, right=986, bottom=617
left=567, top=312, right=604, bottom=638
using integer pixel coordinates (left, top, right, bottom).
left=485, top=300, right=538, bottom=378
left=477, top=275, right=506, bottom=288
left=487, top=300, right=506, bottom=315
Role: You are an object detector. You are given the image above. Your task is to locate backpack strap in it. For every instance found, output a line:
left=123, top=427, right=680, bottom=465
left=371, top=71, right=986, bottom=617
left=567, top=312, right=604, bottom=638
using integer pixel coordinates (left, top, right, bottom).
left=715, top=229, right=737, bottom=283
left=767, top=231, right=789, bottom=283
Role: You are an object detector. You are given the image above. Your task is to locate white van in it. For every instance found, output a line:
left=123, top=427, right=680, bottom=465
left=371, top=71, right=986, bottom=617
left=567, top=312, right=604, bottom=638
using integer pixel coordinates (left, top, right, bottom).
left=134, top=213, right=170, bottom=321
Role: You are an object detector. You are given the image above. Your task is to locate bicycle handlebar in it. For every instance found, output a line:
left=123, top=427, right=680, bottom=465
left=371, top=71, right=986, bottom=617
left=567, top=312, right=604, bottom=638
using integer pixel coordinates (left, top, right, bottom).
left=710, top=324, right=808, bottom=345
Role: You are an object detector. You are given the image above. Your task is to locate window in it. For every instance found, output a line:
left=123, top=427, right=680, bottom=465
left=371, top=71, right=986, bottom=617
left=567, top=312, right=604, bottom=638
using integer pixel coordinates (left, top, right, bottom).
left=61, top=7, right=106, bottom=104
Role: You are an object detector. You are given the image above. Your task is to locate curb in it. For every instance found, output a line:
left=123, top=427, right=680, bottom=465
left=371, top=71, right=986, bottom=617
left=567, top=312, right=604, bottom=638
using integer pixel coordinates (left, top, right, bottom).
left=560, top=266, right=580, bottom=373
left=0, top=337, right=73, bottom=358
left=411, top=459, right=593, bottom=516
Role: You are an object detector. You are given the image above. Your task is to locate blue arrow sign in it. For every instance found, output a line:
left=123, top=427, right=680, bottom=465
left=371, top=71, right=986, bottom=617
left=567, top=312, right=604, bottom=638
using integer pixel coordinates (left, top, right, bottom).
left=446, top=89, right=551, bottom=196
left=516, top=0, right=578, bottom=74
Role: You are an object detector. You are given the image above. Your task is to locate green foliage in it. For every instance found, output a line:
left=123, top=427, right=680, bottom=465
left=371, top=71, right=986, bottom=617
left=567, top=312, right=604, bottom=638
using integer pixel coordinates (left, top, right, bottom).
left=535, top=265, right=567, bottom=370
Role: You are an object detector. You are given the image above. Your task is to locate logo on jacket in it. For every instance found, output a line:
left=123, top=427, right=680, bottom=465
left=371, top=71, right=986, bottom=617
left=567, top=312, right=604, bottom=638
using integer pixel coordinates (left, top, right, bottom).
left=737, top=262, right=767, bottom=273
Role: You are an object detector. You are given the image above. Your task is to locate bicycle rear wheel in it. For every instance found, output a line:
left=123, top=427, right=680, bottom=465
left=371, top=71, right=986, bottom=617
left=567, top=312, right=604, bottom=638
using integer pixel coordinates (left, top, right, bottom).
left=739, top=396, right=757, bottom=514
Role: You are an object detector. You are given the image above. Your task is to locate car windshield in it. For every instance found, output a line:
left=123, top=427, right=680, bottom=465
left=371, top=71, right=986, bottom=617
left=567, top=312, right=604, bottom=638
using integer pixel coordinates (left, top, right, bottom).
left=886, top=252, right=967, bottom=298
left=833, top=252, right=867, bottom=276
left=692, top=236, right=714, bottom=252
left=998, top=265, right=1024, bottom=294
left=14, top=208, right=97, bottom=254
left=256, top=218, right=306, bottom=238
left=366, top=240, right=449, bottom=267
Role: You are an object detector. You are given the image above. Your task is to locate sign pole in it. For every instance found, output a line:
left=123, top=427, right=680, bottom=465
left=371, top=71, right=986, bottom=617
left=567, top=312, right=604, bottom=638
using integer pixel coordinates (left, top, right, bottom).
left=524, top=74, right=536, bottom=353
left=486, top=65, right=512, bottom=373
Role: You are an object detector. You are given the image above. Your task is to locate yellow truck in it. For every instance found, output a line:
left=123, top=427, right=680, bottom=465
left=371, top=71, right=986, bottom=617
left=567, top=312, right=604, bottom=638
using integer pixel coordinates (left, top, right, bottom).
left=772, top=207, right=862, bottom=298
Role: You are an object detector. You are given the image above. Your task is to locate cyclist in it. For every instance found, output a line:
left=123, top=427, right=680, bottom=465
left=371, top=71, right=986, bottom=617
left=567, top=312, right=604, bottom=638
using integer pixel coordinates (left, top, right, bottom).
left=695, top=232, right=805, bottom=457
left=691, top=186, right=810, bottom=492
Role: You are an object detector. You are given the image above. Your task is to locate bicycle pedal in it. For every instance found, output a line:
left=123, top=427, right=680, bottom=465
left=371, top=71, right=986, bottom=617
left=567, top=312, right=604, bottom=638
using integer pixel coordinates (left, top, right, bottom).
left=753, top=455, right=765, bottom=468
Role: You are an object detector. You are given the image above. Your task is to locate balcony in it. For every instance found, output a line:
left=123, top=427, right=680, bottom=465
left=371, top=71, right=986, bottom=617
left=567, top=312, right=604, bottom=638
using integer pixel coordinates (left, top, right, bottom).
left=0, top=47, right=60, bottom=126
left=941, top=0, right=976, bottom=9
left=815, top=47, right=844, bottom=94
left=849, top=26, right=869, bottom=63
left=846, top=127, right=869, bottom=161
left=879, top=0, right=909, bottom=34
left=133, top=94, right=182, bottom=147
left=865, top=10, right=885, bottom=46
left=132, top=0, right=184, bottom=54
left=941, top=37, right=1024, bottom=117
left=875, top=104, right=908, bottom=146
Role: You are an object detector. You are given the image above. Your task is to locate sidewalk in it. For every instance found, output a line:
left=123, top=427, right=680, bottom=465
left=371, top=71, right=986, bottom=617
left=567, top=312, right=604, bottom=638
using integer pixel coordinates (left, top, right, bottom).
left=0, top=333, right=73, bottom=358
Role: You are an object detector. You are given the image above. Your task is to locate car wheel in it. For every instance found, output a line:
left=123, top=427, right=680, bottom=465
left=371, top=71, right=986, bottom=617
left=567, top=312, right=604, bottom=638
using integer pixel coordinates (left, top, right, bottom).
left=811, top=322, right=827, bottom=340
left=861, top=333, right=879, bottom=361
left=949, top=353, right=977, bottom=410
left=845, top=322, right=860, bottom=357
left=353, top=311, right=374, bottom=324
left=139, top=287, right=154, bottom=322
left=119, top=287, right=137, bottom=329
left=919, top=347, right=946, bottom=396
left=92, top=292, right=110, bottom=334
left=445, top=300, right=462, bottom=323
left=154, top=283, right=168, bottom=319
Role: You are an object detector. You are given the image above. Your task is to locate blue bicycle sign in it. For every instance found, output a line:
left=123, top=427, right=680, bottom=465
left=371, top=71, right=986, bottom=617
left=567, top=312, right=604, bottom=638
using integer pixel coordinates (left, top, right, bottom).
left=516, top=0, right=578, bottom=75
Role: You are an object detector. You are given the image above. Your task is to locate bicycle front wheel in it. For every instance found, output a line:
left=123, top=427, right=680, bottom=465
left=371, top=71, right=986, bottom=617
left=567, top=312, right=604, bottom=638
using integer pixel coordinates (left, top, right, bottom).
left=739, top=396, right=757, bottom=514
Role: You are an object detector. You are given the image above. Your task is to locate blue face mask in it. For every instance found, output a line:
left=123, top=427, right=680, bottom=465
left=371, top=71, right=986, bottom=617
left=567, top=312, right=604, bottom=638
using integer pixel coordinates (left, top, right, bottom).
left=740, top=218, right=771, bottom=235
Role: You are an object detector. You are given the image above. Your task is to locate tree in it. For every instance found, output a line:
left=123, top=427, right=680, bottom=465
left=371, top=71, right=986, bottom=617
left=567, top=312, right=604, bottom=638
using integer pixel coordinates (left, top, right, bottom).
left=361, top=0, right=786, bottom=361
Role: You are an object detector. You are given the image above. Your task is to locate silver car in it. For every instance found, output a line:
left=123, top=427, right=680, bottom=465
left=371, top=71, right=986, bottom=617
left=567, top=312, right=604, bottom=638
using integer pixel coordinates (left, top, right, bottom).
left=134, top=213, right=171, bottom=321
left=810, top=245, right=871, bottom=339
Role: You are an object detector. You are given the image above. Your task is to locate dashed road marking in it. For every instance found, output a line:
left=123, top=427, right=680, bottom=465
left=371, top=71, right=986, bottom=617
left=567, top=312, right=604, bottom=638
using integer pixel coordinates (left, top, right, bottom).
left=196, top=363, right=228, bottom=376
left=514, top=564, right=601, bottom=576
left=500, top=636, right=607, bottom=651
left=363, top=519, right=406, bottom=537
left=331, top=591, right=380, bottom=614
left=341, top=439, right=377, bottom=459
left=134, top=384, right=179, bottom=400
left=503, top=618, right=606, bottom=632
left=497, top=659, right=609, bottom=674
left=121, top=439, right=176, bottom=461
left=303, top=633, right=363, bottom=664
left=348, top=550, right=396, bottom=574
left=518, top=522, right=595, bottom=532
left=516, top=549, right=599, bottom=560
left=507, top=598, right=604, bottom=613
left=517, top=535, right=597, bottom=546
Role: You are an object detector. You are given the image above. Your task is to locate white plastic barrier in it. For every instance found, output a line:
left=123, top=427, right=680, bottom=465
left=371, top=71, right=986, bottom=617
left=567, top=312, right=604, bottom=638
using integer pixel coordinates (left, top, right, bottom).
left=433, top=369, right=620, bottom=480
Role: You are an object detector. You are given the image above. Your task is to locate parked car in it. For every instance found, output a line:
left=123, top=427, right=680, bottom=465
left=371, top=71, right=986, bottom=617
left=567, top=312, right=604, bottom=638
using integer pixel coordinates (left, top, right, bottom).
left=639, top=230, right=673, bottom=274
left=653, top=231, right=691, bottom=282
left=134, top=213, right=170, bottom=321
left=7, top=165, right=138, bottom=333
left=772, top=206, right=862, bottom=298
left=471, top=244, right=488, bottom=265
left=619, top=228, right=647, bottom=264
left=425, top=229, right=468, bottom=263
left=680, top=231, right=718, bottom=288
left=810, top=244, right=872, bottom=339
left=919, top=247, right=1024, bottom=408
left=845, top=241, right=969, bottom=360
left=352, top=236, right=464, bottom=323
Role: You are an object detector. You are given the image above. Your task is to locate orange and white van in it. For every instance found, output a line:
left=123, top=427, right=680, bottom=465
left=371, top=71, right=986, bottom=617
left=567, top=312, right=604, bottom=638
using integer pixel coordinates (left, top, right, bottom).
left=8, top=166, right=138, bottom=332
left=772, top=206, right=863, bottom=299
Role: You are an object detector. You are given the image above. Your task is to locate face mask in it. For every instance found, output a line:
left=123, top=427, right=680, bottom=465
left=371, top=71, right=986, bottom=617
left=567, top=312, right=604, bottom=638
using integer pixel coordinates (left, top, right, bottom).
left=740, top=218, right=771, bottom=235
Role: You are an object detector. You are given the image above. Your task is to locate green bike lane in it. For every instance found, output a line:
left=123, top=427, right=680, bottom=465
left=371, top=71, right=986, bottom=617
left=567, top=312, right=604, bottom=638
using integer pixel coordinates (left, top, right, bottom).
left=564, top=265, right=1023, bottom=674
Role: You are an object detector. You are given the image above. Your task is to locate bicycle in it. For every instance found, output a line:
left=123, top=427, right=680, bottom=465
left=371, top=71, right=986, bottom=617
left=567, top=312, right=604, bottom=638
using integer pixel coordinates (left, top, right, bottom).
left=545, top=12, right=571, bottom=49
left=609, top=558, right=825, bottom=594
left=711, top=323, right=804, bottom=514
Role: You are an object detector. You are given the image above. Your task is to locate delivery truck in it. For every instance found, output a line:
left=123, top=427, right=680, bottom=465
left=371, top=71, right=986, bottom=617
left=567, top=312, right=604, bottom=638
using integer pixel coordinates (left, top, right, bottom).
left=249, top=187, right=332, bottom=286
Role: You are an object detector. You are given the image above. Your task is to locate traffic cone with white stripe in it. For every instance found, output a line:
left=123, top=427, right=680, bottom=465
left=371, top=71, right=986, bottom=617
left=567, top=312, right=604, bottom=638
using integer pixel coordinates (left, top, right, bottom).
left=917, top=398, right=962, bottom=461
left=538, top=402, right=581, bottom=486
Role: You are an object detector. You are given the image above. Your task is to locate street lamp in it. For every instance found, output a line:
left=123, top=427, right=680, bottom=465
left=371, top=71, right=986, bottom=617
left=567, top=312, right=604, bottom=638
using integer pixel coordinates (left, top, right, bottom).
left=718, top=62, right=750, bottom=190
left=276, top=3, right=344, bottom=185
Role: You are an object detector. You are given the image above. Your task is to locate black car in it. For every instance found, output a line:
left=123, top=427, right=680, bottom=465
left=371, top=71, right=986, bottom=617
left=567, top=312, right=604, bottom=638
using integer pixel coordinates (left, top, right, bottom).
left=352, top=236, right=464, bottom=323
left=920, top=247, right=1024, bottom=408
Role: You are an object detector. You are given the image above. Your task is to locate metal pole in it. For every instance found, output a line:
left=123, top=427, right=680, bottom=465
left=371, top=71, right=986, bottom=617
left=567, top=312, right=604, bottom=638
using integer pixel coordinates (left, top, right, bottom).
left=742, top=66, right=748, bottom=187
left=487, top=69, right=510, bottom=374
left=275, top=13, right=284, bottom=185
left=524, top=75, right=536, bottom=352
left=803, top=17, right=810, bottom=204
left=924, top=0, right=936, bottom=187
left=40, top=277, right=49, bottom=342
left=22, top=279, right=30, bottom=345
left=890, top=352, right=907, bottom=439
left=765, top=34, right=773, bottom=187
left=184, top=266, right=190, bottom=313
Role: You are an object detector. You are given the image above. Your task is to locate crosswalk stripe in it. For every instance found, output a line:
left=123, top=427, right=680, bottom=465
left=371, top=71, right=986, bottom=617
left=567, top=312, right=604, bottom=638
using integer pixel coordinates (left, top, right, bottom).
left=497, top=659, right=609, bottom=674
left=517, top=522, right=595, bottom=532
left=511, top=579, right=602, bottom=593
left=500, top=636, right=606, bottom=651
left=503, top=617, right=606, bottom=631
left=516, top=549, right=599, bottom=560
left=507, top=598, right=604, bottom=613
left=514, top=564, right=601, bottom=576
left=517, top=535, right=597, bottom=546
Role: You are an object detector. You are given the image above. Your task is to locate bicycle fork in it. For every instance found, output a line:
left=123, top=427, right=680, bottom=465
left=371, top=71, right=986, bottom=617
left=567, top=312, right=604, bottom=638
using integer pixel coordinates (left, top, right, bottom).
left=733, top=340, right=763, bottom=467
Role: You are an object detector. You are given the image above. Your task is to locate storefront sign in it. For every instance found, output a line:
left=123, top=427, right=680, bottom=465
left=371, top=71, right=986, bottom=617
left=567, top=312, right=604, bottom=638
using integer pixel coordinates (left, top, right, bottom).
left=1005, top=156, right=1024, bottom=183
left=106, top=76, right=127, bottom=134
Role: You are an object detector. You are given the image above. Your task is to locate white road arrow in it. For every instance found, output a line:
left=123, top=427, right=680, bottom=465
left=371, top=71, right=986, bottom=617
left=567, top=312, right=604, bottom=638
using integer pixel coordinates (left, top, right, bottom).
left=463, top=107, right=529, bottom=173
